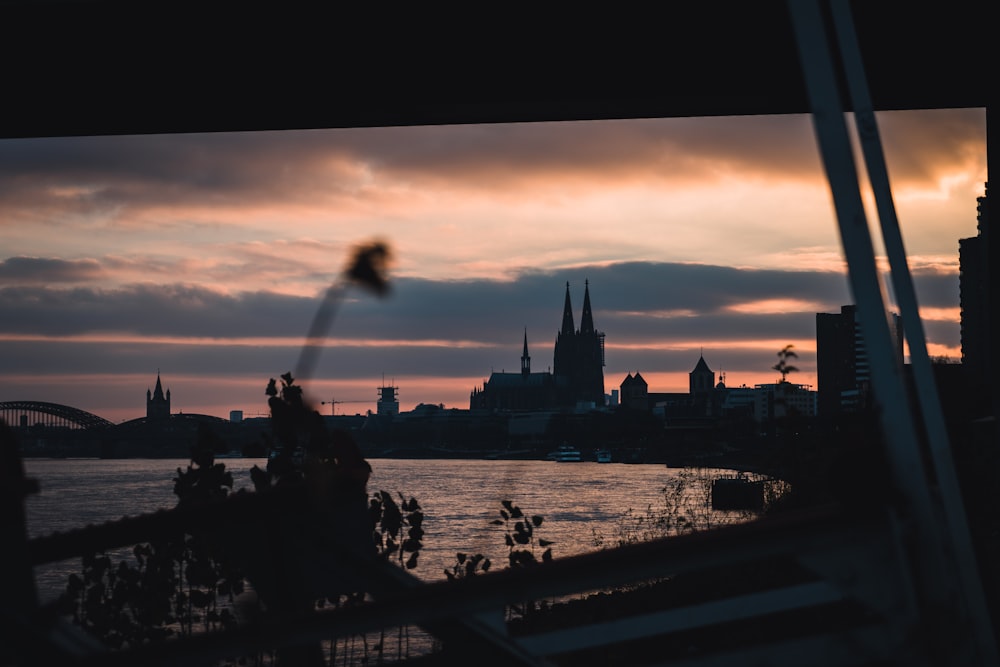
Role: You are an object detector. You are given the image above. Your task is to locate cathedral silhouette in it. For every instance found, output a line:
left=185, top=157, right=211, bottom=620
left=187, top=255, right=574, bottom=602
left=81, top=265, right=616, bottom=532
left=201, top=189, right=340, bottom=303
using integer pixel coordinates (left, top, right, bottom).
left=146, top=372, right=171, bottom=420
left=470, top=281, right=606, bottom=411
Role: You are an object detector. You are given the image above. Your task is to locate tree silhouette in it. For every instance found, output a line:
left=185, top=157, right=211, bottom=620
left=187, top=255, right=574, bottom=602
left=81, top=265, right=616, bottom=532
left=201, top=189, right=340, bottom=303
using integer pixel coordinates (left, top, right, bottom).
left=772, top=344, right=799, bottom=383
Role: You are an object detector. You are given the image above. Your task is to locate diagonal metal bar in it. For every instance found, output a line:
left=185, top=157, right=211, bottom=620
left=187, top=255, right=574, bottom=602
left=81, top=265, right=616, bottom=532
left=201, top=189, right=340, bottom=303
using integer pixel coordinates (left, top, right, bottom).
left=786, top=1, right=995, bottom=664
left=29, top=501, right=857, bottom=603
left=786, top=0, right=936, bottom=562
left=51, top=504, right=897, bottom=666
left=513, top=581, right=845, bottom=655
left=827, top=1, right=998, bottom=662
left=28, top=484, right=553, bottom=667
left=644, top=625, right=899, bottom=667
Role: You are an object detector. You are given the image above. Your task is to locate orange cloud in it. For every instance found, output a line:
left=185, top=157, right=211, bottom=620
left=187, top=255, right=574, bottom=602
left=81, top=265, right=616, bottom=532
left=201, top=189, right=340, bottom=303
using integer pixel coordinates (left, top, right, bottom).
left=606, top=339, right=816, bottom=353
left=919, top=306, right=960, bottom=322
left=725, top=299, right=830, bottom=315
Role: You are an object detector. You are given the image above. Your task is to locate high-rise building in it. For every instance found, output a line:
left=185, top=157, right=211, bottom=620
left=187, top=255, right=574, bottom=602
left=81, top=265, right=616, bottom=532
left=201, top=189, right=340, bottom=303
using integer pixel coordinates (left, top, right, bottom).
left=959, top=183, right=990, bottom=390
left=816, top=305, right=902, bottom=417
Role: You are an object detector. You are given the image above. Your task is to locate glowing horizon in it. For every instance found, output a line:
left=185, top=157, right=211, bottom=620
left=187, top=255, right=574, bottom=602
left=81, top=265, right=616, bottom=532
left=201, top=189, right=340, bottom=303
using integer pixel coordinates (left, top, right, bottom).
left=0, top=109, right=985, bottom=420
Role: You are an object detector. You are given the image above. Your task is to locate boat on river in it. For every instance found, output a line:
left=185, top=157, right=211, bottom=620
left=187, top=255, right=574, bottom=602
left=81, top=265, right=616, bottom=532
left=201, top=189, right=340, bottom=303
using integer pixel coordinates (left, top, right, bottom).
left=594, top=448, right=612, bottom=463
left=547, top=445, right=582, bottom=462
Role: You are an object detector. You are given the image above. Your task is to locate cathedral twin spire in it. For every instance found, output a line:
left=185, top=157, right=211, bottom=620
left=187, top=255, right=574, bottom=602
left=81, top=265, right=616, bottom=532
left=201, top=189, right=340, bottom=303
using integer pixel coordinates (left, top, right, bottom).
left=561, top=281, right=575, bottom=336
left=580, top=279, right=595, bottom=335
left=528, top=280, right=598, bottom=377
left=474, top=281, right=604, bottom=410
left=560, top=280, right=595, bottom=336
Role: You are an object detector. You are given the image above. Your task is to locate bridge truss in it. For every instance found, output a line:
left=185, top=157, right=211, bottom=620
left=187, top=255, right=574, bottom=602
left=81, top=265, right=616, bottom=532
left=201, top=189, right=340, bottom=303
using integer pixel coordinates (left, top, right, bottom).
left=0, top=401, right=114, bottom=431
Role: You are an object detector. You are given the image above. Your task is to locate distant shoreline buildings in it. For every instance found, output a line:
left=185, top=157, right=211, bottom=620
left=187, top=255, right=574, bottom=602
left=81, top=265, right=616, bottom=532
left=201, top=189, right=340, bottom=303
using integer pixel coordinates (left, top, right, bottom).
left=4, top=184, right=991, bottom=459
left=620, top=353, right=818, bottom=425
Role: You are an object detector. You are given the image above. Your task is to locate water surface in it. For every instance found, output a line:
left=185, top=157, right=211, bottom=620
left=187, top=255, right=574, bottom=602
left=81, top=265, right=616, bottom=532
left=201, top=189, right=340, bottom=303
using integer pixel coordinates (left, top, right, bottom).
left=23, top=457, right=751, bottom=601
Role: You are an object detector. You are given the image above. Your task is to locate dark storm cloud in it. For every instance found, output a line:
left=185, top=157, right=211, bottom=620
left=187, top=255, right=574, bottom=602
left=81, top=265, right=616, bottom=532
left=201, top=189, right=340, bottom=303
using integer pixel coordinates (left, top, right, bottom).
left=1, top=257, right=962, bottom=366
left=0, top=109, right=982, bottom=217
left=0, top=131, right=355, bottom=219
left=878, top=108, right=987, bottom=183
left=0, top=260, right=856, bottom=343
left=0, top=131, right=327, bottom=191
left=0, top=337, right=510, bottom=383
left=0, top=284, right=315, bottom=337
left=909, top=267, right=959, bottom=308
left=0, top=257, right=962, bottom=390
left=923, top=320, right=960, bottom=351
left=336, top=262, right=853, bottom=344
left=310, top=110, right=981, bottom=189
left=314, top=117, right=822, bottom=184
left=0, top=256, right=104, bottom=283
left=0, top=120, right=810, bottom=190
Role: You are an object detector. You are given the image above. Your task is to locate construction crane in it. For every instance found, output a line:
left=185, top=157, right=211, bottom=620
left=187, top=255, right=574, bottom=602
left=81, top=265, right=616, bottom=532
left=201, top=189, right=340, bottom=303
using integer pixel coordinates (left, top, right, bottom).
left=320, top=398, right=368, bottom=416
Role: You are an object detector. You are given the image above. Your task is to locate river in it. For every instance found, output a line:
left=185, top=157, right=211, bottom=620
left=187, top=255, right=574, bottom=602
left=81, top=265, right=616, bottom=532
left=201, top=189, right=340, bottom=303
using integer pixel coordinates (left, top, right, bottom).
left=23, top=457, right=758, bottom=605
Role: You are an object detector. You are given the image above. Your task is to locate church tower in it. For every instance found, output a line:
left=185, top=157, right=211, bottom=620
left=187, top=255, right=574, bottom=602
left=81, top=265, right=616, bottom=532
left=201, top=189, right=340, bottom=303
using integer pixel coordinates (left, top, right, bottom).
left=577, top=280, right=606, bottom=402
left=471, top=281, right=607, bottom=411
left=560, top=281, right=575, bottom=337
left=146, top=372, right=171, bottom=421
left=553, top=282, right=575, bottom=382
left=580, top=279, right=596, bottom=335
left=689, top=354, right=715, bottom=395
left=553, top=281, right=606, bottom=407
left=521, top=328, right=531, bottom=377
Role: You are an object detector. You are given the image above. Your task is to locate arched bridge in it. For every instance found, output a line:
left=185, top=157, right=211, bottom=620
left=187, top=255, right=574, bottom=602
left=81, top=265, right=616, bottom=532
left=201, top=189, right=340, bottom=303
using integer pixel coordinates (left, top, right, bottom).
left=0, top=401, right=114, bottom=430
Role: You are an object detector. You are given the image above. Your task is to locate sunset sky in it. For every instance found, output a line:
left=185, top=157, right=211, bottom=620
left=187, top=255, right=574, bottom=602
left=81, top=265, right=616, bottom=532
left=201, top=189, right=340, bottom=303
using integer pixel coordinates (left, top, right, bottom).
left=0, top=109, right=987, bottom=423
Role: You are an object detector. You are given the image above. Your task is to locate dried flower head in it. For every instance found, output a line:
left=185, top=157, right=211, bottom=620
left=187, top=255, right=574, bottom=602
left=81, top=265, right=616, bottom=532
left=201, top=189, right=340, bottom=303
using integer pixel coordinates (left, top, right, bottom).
left=345, top=240, right=392, bottom=296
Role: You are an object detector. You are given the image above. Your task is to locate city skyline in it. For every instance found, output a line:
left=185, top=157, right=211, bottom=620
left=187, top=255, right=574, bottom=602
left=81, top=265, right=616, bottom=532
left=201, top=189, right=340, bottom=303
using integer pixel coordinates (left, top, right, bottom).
left=0, top=109, right=986, bottom=422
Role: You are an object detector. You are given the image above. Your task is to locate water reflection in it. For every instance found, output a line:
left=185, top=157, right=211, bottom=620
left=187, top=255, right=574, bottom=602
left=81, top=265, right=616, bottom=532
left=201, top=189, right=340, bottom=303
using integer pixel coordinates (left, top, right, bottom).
left=23, top=457, right=770, bottom=601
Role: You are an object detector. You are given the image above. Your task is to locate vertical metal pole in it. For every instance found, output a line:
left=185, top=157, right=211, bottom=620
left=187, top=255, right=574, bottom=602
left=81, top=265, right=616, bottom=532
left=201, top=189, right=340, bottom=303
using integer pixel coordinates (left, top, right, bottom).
left=787, top=1, right=994, bottom=663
